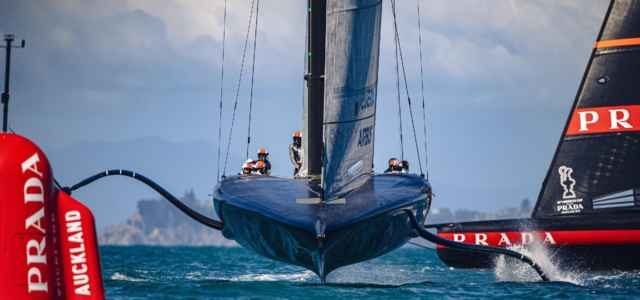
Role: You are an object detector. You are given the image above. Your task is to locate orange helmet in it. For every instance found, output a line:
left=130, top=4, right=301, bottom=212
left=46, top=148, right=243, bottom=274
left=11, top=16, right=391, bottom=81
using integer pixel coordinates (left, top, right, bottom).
left=292, top=131, right=302, bottom=138
left=255, top=160, right=266, bottom=169
left=257, top=147, right=269, bottom=155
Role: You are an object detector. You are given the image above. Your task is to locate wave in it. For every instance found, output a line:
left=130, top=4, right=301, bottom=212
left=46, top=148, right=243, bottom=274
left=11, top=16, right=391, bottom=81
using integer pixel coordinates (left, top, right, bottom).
left=233, top=271, right=316, bottom=282
left=200, top=271, right=316, bottom=283
left=110, top=272, right=148, bottom=282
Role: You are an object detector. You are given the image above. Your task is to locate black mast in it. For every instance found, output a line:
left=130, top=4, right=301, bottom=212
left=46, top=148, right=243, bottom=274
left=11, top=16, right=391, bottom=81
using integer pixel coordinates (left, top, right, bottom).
left=1, top=34, right=25, bottom=133
left=304, top=0, right=326, bottom=178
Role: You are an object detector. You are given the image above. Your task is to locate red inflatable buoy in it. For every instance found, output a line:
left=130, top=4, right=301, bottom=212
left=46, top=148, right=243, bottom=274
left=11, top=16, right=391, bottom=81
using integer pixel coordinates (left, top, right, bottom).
left=0, top=133, right=104, bottom=299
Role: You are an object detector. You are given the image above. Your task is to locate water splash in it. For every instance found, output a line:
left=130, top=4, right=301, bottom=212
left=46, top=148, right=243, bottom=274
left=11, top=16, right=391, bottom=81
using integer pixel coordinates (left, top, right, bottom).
left=233, top=270, right=316, bottom=282
left=494, top=242, right=582, bottom=284
left=110, top=272, right=148, bottom=282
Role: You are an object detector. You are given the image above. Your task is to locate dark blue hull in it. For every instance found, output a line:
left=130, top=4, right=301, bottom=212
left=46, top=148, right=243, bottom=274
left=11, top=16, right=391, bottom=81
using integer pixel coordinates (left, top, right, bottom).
left=213, top=174, right=430, bottom=280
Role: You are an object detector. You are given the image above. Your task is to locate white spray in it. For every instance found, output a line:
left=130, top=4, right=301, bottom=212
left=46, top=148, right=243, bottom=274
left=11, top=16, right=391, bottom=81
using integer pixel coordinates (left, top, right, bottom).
left=493, top=241, right=583, bottom=284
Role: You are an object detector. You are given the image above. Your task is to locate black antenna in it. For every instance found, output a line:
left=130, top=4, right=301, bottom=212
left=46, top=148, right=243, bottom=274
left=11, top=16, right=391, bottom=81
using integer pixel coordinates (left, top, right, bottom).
left=1, top=34, right=26, bottom=133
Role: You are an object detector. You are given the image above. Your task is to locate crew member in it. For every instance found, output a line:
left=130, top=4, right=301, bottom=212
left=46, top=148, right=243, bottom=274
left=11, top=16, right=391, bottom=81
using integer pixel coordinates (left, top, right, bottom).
left=257, top=148, right=272, bottom=175
left=384, top=158, right=403, bottom=173
left=241, top=159, right=255, bottom=175
left=289, top=131, right=303, bottom=176
left=401, top=160, right=409, bottom=173
left=254, top=160, right=267, bottom=175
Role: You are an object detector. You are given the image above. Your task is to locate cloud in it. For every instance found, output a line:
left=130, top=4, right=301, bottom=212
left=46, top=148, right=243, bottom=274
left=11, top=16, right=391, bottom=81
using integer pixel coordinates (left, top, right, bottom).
left=0, top=1, right=614, bottom=220
left=378, top=0, right=608, bottom=109
left=3, top=0, right=608, bottom=117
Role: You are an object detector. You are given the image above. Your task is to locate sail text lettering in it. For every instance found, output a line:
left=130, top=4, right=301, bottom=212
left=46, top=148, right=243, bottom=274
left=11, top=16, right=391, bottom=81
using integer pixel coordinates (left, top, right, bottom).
left=567, top=105, right=640, bottom=135
left=609, top=109, right=632, bottom=129
left=578, top=111, right=599, bottom=132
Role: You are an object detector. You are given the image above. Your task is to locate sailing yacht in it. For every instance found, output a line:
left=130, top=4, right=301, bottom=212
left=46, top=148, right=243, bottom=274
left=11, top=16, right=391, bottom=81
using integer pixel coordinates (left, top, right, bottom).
left=213, top=0, right=432, bottom=282
left=436, top=0, right=640, bottom=271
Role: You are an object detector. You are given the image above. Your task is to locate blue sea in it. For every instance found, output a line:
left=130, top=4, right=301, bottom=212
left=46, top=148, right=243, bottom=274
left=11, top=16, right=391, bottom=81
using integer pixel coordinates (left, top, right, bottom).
left=102, top=245, right=640, bottom=299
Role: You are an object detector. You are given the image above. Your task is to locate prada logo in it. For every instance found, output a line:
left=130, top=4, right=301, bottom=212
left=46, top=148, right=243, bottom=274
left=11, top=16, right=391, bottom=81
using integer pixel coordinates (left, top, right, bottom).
left=566, top=105, right=640, bottom=136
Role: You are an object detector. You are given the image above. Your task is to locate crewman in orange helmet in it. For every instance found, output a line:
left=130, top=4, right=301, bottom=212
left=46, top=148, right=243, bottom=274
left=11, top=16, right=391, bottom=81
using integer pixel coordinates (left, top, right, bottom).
left=289, top=131, right=303, bottom=177
left=256, top=147, right=271, bottom=175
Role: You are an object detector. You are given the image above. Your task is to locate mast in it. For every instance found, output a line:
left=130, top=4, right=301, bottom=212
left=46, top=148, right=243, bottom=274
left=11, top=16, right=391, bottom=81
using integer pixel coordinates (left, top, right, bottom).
left=302, top=0, right=326, bottom=179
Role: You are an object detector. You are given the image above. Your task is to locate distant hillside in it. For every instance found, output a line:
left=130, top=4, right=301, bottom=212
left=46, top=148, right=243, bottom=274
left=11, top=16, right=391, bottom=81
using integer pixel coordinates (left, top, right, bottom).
left=100, top=193, right=532, bottom=246
left=47, top=137, right=545, bottom=231
left=426, top=198, right=533, bottom=224
left=99, top=190, right=235, bottom=246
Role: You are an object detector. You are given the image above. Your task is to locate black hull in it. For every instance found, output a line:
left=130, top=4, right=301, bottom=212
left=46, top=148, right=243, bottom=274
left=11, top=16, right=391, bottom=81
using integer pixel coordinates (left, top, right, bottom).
left=218, top=202, right=421, bottom=277
left=214, top=174, right=430, bottom=280
left=435, top=216, right=640, bottom=270
left=439, top=245, right=640, bottom=270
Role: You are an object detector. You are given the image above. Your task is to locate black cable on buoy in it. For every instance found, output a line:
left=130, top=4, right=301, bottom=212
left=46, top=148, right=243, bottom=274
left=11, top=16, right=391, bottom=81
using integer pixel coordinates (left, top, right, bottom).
left=404, top=210, right=549, bottom=282
left=64, top=169, right=224, bottom=231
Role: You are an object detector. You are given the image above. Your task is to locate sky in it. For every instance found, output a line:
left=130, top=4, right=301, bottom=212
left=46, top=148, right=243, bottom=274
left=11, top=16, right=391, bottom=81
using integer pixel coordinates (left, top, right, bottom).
left=1, top=0, right=610, bottom=228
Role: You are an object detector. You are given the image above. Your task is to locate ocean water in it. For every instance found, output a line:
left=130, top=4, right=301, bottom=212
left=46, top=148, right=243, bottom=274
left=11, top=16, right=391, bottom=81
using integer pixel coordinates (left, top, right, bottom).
left=102, top=245, right=640, bottom=299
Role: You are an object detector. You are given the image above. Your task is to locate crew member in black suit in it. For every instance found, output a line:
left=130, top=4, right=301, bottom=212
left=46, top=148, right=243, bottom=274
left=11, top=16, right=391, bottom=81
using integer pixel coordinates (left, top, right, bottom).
left=289, top=131, right=303, bottom=176
left=384, top=158, right=403, bottom=173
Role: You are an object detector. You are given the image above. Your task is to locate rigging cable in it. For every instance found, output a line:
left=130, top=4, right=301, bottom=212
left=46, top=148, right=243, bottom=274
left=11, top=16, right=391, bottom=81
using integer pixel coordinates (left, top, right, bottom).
left=222, top=0, right=257, bottom=176
left=393, top=2, right=405, bottom=161
left=416, top=0, right=430, bottom=180
left=245, top=0, right=260, bottom=160
left=216, top=0, right=228, bottom=182
left=391, top=0, right=424, bottom=176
